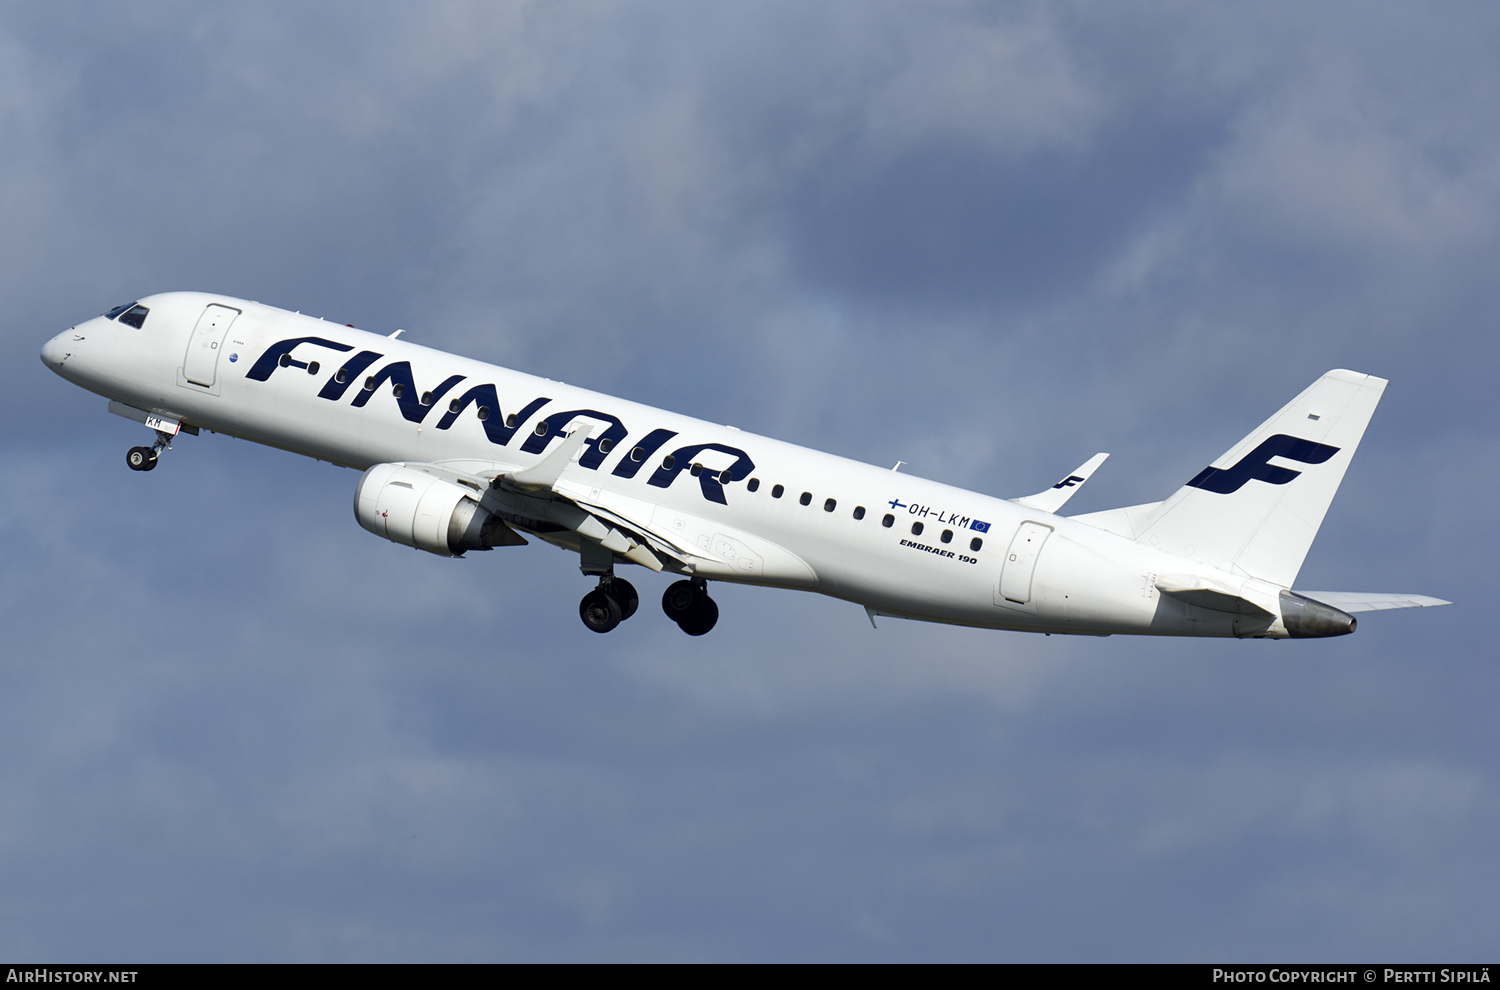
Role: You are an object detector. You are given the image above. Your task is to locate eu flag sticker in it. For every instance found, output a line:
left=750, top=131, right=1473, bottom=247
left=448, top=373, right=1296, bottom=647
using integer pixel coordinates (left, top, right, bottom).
left=970, top=520, right=990, bottom=533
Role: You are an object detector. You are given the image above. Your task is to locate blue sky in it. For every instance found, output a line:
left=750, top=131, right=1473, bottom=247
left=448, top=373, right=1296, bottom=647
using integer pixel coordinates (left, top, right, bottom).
left=1, top=1, right=1496, bottom=961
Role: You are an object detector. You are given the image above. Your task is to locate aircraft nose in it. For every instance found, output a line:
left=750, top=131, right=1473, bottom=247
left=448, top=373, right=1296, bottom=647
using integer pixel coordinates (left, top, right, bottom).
left=40, top=334, right=65, bottom=367
left=40, top=330, right=77, bottom=371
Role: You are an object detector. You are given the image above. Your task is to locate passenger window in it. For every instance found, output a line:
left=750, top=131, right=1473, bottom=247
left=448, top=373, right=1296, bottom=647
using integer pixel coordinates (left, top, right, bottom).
left=599, top=438, right=614, bottom=454
left=336, top=370, right=348, bottom=384
left=690, top=463, right=702, bottom=476
left=799, top=492, right=812, bottom=506
left=477, top=406, right=490, bottom=421
left=663, top=455, right=676, bottom=470
left=772, top=484, right=784, bottom=499
left=363, top=376, right=377, bottom=390
left=104, top=302, right=137, bottom=321
left=719, top=470, right=732, bottom=484
left=823, top=498, right=836, bottom=512
left=420, top=391, right=433, bottom=405
left=748, top=478, right=760, bottom=492
left=970, top=537, right=983, bottom=551
left=392, top=384, right=405, bottom=398
left=117, top=305, right=149, bottom=329
left=307, top=361, right=320, bottom=375
left=449, top=399, right=460, bottom=413
left=911, top=521, right=924, bottom=536
left=853, top=506, right=866, bottom=520
left=940, top=529, right=953, bottom=544
left=534, top=421, right=549, bottom=436
left=881, top=513, right=893, bottom=528
left=506, top=413, right=519, bottom=428
left=631, top=446, right=645, bottom=462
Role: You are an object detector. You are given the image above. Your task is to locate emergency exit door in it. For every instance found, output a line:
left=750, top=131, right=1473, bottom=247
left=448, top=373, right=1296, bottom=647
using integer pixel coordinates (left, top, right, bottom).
left=996, top=522, right=1052, bottom=606
left=183, top=304, right=240, bottom=387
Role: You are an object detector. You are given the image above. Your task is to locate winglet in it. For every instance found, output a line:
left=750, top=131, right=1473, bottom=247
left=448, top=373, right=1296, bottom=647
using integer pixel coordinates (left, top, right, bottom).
left=1012, top=453, right=1109, bottom=513
left=506, top=428, right=593, bottom=491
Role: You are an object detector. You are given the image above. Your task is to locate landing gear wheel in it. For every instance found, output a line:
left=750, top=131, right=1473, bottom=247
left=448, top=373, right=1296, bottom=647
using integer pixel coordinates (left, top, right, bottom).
left=661, top=580, right=702, bottom=622
left=579, top=589, right=623, bottom=633
left=677, top=595, right=719, bottom=636
left=663, top=580, right=719, bottom=635
left=126, top=446, right=157, bottom=472
left=604, top=578, right=639, bottom=621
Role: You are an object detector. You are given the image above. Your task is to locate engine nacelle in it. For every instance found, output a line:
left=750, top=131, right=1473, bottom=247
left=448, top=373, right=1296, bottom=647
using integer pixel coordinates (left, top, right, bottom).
left=354, top=463, right=525, bottom=556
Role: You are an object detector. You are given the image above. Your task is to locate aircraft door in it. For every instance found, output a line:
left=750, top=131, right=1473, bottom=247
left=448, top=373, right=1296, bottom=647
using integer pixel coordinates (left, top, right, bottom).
left=996, top=522, right=1052, bottom=606
left=183, top=304, right=241, bottom=387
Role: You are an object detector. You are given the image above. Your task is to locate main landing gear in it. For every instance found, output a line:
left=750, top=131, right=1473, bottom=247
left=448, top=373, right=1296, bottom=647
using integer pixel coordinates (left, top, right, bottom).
left=661, top=579, right=719, bottom=636
left=126, top=431, right=173, bottom=472
left=576, top=575, right=720, bottom=636
left=579, top=576, right=640, bottom=634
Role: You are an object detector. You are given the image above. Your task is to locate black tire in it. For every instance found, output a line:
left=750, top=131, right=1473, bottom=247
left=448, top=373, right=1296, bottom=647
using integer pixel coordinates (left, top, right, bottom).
left=579, top=589, right=623, bottom=633
left=677, top=595, right=719, bottom=636
left=126, top=447, right=153, bottom=471
left=661, top=580, right=702, bottom=621
left=607, top=578, right=639, bottom=621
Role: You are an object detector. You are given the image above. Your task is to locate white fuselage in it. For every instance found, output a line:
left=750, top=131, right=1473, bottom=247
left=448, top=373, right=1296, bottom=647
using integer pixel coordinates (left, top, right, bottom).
left=41, top=292, right=1294, bottom=638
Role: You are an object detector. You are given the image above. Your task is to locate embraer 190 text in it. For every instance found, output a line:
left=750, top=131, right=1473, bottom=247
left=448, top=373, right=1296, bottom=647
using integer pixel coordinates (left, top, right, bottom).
left=41, top=293, right=1448, bottom=638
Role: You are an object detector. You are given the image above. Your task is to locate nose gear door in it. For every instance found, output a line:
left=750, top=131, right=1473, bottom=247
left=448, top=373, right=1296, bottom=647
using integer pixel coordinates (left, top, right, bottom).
left=183, top=304, right=241, bottom=387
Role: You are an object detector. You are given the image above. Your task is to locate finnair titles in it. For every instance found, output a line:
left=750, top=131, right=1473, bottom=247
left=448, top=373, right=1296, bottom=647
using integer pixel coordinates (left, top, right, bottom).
left=42, top=293, right=1448, bottom=638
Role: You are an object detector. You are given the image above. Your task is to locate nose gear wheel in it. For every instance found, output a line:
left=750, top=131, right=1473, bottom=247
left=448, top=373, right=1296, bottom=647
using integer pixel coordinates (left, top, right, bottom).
left=125, top=429, right=174, bottom=472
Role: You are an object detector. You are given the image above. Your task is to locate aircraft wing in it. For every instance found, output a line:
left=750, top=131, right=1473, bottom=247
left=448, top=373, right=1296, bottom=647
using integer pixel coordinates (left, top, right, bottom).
left=429, top=428, right=809, bottom=581
left=559, top=479, right=816, bottom=584
left=1291, top=592, right=1452, bottom=612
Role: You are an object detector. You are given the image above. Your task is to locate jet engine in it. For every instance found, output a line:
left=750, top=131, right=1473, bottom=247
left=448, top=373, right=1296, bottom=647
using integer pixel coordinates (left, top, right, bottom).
left=354, top=462, right=526, bottom=556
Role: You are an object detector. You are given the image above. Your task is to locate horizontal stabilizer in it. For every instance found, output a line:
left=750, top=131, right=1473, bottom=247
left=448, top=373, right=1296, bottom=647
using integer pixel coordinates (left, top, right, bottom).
left=1012, top=453, right=1109, bottom=513
left=1153, top=573, right=1273, bottom=617
left=1292, top=591, right=1451, bottom=613
left=1158, top=587, right=1273, bottom=617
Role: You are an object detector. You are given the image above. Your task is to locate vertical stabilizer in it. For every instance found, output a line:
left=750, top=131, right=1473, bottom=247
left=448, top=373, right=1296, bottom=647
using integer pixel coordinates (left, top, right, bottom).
left=1131, top=370, right=1387, bottom=587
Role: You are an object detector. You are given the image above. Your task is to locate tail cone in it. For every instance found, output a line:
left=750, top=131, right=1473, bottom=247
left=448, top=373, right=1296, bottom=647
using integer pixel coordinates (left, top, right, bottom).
left=1280, top=591, right=1357, bottom=638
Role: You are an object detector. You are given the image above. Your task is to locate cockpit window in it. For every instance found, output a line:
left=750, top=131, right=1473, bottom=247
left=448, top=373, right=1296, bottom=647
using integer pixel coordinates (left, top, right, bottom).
left=117, top=305, right=149, bottom=329
left=104, top=302, right=137, bottom=320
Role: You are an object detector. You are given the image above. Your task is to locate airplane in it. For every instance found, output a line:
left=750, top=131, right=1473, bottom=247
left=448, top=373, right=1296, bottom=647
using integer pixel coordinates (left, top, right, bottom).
left=40, top=292, right=1448, bottom=639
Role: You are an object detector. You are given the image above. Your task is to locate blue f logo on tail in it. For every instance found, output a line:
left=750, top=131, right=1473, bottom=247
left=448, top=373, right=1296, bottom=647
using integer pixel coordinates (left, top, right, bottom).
left=1186, top=434, right=1340, bottom=495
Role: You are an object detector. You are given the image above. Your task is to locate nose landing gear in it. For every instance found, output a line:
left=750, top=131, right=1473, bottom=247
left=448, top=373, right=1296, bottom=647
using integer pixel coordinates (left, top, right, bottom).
left=578, top=576, right=640, bottom=634
left=661, top=579, right=719, bottom=636
left=126, top=431, right=174, bottom=472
